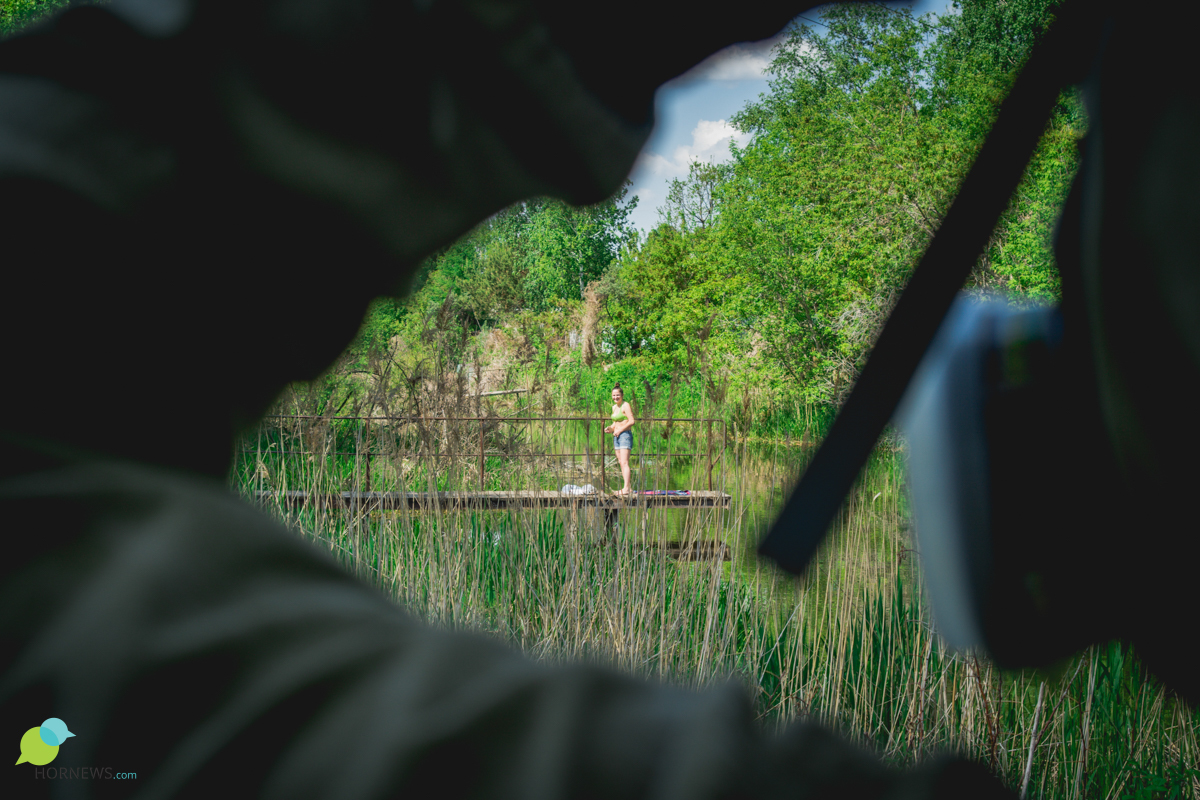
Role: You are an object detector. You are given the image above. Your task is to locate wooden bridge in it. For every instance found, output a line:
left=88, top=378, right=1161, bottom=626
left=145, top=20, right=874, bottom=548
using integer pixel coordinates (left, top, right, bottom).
left=254, top=489, right=732, bottom=557
left=244, top=414, right=729, bottom=492
left=243, top=415, right=733, bottom=558
left=256, top=489, right=731, bottom=511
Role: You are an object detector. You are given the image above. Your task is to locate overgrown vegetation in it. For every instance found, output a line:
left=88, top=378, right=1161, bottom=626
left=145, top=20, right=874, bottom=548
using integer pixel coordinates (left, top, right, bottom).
left=233, top=416, right=1200, bottom=800
left=312, top=0, right=1083, bottom=428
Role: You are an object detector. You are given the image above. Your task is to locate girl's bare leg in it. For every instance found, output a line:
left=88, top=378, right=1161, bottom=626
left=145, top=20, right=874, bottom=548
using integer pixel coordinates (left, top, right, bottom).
left=616, top=448, right=631, bottom=495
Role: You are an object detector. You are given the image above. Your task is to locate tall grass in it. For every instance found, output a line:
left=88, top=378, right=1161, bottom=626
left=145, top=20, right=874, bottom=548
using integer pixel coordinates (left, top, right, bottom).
left=232, top=413, right=1198, bottom=800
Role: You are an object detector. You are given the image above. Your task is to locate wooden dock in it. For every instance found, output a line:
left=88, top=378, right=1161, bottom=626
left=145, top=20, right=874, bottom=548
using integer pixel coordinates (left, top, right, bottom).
left=255, top=490, right=731, bottom=511
left=253, top=490, right=732, bottom=559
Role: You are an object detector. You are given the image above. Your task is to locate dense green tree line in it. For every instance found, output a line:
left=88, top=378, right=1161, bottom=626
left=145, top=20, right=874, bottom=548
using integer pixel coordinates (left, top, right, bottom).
left=604, top=0, right=1079, bottom=407
left=350, top=0, right=1080, bottom=427
left=409, top=188, right=638, bottom=328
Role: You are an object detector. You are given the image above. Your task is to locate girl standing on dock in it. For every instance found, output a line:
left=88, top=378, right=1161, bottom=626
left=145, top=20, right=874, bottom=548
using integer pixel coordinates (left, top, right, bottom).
left=604, top=384, right=636, bottom=496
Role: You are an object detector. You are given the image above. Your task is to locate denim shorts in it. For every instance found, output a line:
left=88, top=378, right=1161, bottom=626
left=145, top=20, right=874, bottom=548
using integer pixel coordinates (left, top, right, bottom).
left=613, top=430, right=632, bottom=450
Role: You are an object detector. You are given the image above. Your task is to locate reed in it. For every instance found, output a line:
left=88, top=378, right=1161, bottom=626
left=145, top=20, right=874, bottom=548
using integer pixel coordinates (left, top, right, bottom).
left=232, top=414, right=1198, bottom=800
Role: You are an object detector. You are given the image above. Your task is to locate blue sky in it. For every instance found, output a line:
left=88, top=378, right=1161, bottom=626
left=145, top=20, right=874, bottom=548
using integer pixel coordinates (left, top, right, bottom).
left=625, top=0, right=955, bottom=233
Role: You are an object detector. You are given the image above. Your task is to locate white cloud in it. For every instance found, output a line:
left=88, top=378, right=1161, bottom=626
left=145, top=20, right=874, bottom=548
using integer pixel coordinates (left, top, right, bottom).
left=628, top=118, right=752, bottom=230
left=635, top=118, right=751, bottom=180
left=635, top=151, right=674, bottom=178
left=623, top=31, right=789, bottom=231
left=689, top=118, right=745, bottom=154
left=682, top=42, right=774, bottom=81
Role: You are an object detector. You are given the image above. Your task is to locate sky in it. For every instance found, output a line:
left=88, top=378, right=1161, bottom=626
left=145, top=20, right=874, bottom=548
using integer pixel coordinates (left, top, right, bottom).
left=624, top=0, right=955, bottom=233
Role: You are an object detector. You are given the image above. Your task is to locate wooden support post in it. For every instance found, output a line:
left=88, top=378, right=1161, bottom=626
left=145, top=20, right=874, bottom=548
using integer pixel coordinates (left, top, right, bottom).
left=478, top=419, right=485, bottom=491
left=605, top=506, right=618, bottom=540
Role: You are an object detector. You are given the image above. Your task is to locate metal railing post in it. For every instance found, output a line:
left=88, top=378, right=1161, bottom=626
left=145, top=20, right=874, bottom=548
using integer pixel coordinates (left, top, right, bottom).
left=365, top=415, right=373, bottom=496
left=599, top=416, right=606, bottom=491
left=707, top=419, right=713, bottom=491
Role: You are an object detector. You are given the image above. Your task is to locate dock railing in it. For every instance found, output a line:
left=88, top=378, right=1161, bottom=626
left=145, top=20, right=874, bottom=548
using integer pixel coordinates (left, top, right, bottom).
left=233, top=414, right=730, bottom=556
left=235, top=413, right=727, bottom=499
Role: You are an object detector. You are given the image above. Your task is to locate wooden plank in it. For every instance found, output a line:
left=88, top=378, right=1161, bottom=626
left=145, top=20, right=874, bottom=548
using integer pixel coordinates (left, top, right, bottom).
left=253, top=490, right=731, bottom=511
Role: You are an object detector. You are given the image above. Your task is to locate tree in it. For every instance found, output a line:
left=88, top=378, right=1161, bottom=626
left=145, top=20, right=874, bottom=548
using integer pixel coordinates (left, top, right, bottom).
left=931, top=0, right=1080, bottom=299
left=937, top=0, right=1061, bottom=77
left=0, top=0, right=70, bottom=37
left=522, top=184, right=638, bottom=309
left=713, top=5, right=947, bottom=401
left=658, top=161, right=727, bottom=232
left=699, top=0, right=1078, bottom=402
